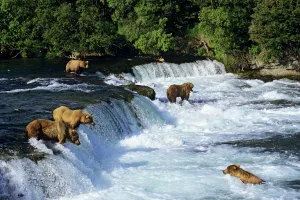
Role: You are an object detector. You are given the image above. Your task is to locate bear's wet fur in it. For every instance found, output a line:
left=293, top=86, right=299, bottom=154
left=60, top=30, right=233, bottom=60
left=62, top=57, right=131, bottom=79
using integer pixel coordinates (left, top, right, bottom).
left=166, top=82, right=194, bottom=103
left=223, top=164, right=264, bottom=184
left=53, top=106, right=95, bottom=129
left=65, top=60, right=89, bottom=74
left=26, top=119, right=80, bottom=145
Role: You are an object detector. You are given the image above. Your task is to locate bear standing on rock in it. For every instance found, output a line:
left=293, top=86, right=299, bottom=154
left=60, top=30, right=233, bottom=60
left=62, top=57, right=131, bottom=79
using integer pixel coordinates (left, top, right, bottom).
left=53, top=106, right=95, bottom=129
left=223, top=164, right=264, bottom=184
left=26, top=119, right=80, bottom=145
left=65, top=60, right=89, bottom=74
left=166, top=82, right=194, bottom=103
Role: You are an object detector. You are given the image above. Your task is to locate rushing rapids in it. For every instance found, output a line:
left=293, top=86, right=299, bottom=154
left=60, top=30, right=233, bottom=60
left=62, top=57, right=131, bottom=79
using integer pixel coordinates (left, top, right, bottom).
left=0, top=96, right=166, bottom=199
left=132, top=60, right=226, bottom=81
left=1, top=58, right=300, bottom=200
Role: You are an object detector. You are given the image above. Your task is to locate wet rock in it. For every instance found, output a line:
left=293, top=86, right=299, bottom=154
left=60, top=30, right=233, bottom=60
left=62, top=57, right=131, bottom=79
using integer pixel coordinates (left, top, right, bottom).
left=121, top=84, right=156, bottom=100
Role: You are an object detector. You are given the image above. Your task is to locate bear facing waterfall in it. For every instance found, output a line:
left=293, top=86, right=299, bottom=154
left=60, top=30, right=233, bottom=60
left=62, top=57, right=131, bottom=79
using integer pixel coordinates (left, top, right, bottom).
left=53, top=106, right=95, bottom=129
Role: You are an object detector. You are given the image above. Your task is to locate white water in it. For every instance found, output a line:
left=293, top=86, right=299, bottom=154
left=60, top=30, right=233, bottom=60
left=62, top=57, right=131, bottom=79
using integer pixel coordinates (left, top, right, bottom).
left=2, top=60, right=300, bottom=200
left=1, top=78, right=94, bottom=93
left=132, top=60, right=226, bottom=81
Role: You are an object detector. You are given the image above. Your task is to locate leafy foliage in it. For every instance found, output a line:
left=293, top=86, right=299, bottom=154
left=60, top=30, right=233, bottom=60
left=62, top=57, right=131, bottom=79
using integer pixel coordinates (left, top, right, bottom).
left=107, top=0, right=174, bottom=55
left=249, top=0, right=300, bottom=60
left=189, top=0, right=254, bottom=70
left=0, top=0, right=42, bottom=57
left=0, top=0, right=298, bottom=71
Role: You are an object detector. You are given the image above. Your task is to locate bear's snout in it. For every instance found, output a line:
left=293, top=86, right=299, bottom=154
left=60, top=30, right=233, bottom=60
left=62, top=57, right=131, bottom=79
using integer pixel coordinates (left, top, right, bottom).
left=223, top=169, right=228, bottom=174
left=75, top=140, right=80, bottom=145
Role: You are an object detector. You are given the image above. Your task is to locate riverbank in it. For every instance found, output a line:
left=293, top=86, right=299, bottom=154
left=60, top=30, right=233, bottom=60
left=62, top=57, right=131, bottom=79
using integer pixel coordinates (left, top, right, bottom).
left=237, top=68, right=300, bottom=82
left=2, top=55, right=300, bottom=83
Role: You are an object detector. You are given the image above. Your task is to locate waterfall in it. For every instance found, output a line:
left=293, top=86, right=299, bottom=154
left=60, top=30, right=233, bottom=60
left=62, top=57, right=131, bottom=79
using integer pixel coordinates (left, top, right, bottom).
left=0, top=95, right=166, bottom=200
left=81, top=95, right=166, bottom=142
left=132, top=60, right=226, bottom=81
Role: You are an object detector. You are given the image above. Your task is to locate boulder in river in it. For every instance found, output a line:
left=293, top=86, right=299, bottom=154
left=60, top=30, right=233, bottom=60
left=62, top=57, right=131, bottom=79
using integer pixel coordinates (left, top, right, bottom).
left=121, top=84, right=156, bottom=100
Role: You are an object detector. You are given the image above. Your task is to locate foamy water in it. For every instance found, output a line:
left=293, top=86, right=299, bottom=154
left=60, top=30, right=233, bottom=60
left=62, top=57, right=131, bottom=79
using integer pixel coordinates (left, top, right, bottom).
left=2, top=60, right=300, bottom=199
left=83, top=74, right=300, bottom=199
left=66, top=71, right=300, bottom=198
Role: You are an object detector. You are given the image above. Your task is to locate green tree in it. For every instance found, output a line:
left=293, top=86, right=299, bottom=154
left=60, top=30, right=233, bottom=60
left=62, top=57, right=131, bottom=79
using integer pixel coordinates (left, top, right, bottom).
left=76, top=0, right=117, bottom=55
left=0, top=0, right=42, bottom=57
left=189, top=0, right=254, bottom=70
left=199, top=1, right=253, bottom=53
left=34, top=0, right=117, bottom=58
left=250, top=0, right=300, bottom=60
left=107, top=0, right=176, bottom=55
left=42, top=3, right=78, bottom=57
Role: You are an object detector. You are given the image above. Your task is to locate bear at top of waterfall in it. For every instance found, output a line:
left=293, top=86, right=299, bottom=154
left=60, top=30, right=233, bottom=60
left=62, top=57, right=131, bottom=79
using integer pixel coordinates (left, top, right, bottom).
left=166, top=82, right=194, bottom=103
left=53, top=106, right=95, bottom=129
left=65, top=60, right=89, bottom=74
left=26, top=119, right=80, bottom=145
left=223, top=164, right=264, bottom=184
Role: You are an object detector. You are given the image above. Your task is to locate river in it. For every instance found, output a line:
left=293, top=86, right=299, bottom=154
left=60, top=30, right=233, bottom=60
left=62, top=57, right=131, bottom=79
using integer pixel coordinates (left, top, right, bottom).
left=0, top=57, right=300, bottom=200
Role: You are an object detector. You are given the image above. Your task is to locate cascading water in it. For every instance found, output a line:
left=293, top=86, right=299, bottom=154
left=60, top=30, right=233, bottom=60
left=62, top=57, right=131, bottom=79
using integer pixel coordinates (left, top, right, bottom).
left=0, top=96, right=166, bottom=200
left=2, top=58, right=300, bottom=200
left=132, top=60, right=226, bottom=81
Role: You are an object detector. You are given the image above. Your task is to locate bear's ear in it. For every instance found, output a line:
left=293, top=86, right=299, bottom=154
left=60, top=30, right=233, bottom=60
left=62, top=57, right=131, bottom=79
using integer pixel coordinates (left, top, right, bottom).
left=234, top=164, right=241, bottom=168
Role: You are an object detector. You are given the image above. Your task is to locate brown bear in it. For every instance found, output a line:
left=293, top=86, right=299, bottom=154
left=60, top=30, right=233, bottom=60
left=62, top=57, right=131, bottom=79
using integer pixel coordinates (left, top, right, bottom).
left=223, top=164, right=264, bottom=184
left=26, top=119, right=80, bottom=145
left=166, top=82, right=194, bottom=103
left=155, top=57, right=164, bottom=62
left=53, top=106, right=95, bottom=129
left=65, top=60, right=89, bottom=73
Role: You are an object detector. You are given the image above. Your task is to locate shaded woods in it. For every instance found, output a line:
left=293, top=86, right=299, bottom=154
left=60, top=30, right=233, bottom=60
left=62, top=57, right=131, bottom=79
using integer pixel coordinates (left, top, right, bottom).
left=0, top=0, right=299, bottom=71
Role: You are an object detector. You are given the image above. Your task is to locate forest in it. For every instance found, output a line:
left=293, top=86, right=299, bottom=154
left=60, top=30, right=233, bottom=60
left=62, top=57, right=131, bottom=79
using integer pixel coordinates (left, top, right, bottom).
left=0, top=0, right=299, bottom=71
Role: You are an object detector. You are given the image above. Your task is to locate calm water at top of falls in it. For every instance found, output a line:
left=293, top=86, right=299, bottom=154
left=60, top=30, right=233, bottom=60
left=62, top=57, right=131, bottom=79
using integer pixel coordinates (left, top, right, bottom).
left=1, top=58, right=300, bottom=200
